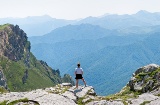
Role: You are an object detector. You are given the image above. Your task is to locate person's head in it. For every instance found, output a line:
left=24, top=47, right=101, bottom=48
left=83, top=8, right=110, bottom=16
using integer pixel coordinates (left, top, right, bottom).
left=77, top=62, right=80, bottom=68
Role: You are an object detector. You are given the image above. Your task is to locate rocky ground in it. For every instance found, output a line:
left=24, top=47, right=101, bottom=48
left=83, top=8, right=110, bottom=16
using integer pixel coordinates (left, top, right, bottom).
left=0, top=64, right=160, bottom=105
left=0, top=84, right=160, bottom=105
left=0, top=83, right=97, bottom=105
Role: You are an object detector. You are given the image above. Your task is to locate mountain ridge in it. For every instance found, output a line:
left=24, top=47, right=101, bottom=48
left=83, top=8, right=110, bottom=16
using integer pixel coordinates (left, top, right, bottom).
left=29, top=24, right=114, bottom=45
left=1, top=10, right=160, bottom=37
left=0, top=24, right=74, bottom=92
left=29, top=31, right=160, bottom=96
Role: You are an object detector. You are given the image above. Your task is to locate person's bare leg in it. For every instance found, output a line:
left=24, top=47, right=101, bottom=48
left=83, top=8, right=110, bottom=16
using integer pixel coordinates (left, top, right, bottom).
left=82, top=78, right=86, bottom=86
left=76, top=79, right=79, bottom=88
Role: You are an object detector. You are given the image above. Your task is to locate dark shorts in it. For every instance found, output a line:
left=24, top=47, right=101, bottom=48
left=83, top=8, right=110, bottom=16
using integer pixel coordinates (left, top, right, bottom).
left=75, top=74, right=83, bottom=79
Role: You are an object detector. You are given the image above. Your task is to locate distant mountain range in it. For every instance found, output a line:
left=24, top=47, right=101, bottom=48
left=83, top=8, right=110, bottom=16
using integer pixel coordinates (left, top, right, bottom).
left=2, top=10, right=160, bottom=96
left=29, top=24, right=115, bottom=45
left=0, top=15, right=76, bottom=36
left=76, top=10, right=160, bottom=29
left=1, top=10, right=160, bottom=37
left=29, top=23, right=160, bottom=96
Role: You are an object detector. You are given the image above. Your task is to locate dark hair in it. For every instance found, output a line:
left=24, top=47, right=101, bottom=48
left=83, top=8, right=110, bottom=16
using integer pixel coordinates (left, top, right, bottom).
left=77, top=63, right=80, bottom=67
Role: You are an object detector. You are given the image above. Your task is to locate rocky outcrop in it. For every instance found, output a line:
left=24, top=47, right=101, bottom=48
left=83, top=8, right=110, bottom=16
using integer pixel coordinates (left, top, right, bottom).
left=0, top=24, right=30, bottom=61
left=128, top=93, right=160, bottom=105
left=0, top=84, right=96, bottom=105
left=0, top=89, right=76, bottom=105
left=0, top=62, right=160, bottom=105
left=0, top=24, right=74, bottom=92
left=22, top=69, right=28, bottom=84
left=128, top=64, right=160, bottom=93
left=0, top=69, right=7, bottom=89
left=134, top=64, right=159, bottom=75
left=92, top=64, right=160, bottom=105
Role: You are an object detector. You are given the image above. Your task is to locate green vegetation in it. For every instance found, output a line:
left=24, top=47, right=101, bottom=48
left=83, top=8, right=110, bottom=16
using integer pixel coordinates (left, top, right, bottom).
left=0, top=100, right=8, bottom=105
left=122, top=100, right=128, bottom=105
left=134, top=68, right=160, bottom=92
left=0, top=54, right=61, bottom=92
left=76, top=96, right=93, bottom=105
left=106, top=86, right=139, bottom=101
left=135, top=68, right=160, bottom=80
left=0, top=98, right=40, bottom=105
left=61, top=87, right=69, bottom=93
left=157, top=94, right=160, bottom=97
left=0, top=24, right=10, bottom=31
left=0, top=24, right=73, bottom=92
left=0, top=86, right=8, bottom=93
left=8, top=98, right=29, bottom=105
left=62, top=74, right=75, bottom=85
left=140, top=101, right=151, bottom=105
left=104, top=67, right=160, bottom=104
left=77, top=97, right=85, bottom=105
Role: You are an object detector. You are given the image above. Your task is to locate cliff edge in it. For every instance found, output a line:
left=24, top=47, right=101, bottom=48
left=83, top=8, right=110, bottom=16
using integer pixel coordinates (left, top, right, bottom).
left=0, top=24, right=74, bottom=92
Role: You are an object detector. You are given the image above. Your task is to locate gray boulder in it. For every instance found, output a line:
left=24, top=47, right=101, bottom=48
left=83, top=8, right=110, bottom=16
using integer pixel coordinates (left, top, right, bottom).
left=135, top=64, right=159, bottom=75
left=128, top=64, right=160, bottom=92
left=128, top=93, right=159, bottom=105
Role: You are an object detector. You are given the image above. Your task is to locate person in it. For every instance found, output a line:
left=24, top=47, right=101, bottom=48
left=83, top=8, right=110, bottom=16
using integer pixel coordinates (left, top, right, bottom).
left=75, top=62, right=86, bottom=89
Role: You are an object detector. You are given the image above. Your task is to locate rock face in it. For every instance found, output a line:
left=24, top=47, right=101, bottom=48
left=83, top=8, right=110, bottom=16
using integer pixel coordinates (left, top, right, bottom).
left=128, top=64, right=160, bottom=93
left=0, top=69, right=7, bottom=89
left=0, top=24, right=74, bottom=92
left=0, top=24, right=29, bottom=61
left=135, top=64, right=159, bottom=75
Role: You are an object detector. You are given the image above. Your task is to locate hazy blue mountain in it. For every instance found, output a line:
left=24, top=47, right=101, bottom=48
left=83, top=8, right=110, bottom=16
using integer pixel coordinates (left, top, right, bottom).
left=118, top=25, right=160, bottom=34
left=29, top=24, right=114, bottom=45
left=1, top=10, right=160, bottom=37
left=59, top=44, right=151, bottom=95
left=27, top=10, right=160, bottom=96
left=31, top=39, right=99, bottom=67
left=29, top=29, right=150, bottom=96
left=133, top=10, right=160, bottom=25
left=76, top=15, right=149, bottom=29
left=76, top=11, right=160, bottom=30
left=0, top=15, right=76, bottom=36
left=47, top=33, right=160, bottom=96
left=30, top=34, right=147, bottom=69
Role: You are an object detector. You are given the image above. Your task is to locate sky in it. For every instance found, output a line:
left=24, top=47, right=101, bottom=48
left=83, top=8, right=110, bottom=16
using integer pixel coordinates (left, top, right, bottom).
left=0, top=0, right=160, bottom=20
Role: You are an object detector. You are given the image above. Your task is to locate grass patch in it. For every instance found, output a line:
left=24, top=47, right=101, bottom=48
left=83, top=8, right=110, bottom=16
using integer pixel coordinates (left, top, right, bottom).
left=138, top=72, right=148, bottom=77
left=7, top=98, right=29, bottom=105
left=157, top=94, right=160, bottom=96
left=0, top=55, right=59, bottom=92
left=106, top=86, right=139, bottom=101
left=0, top=100, right=8, bottom=105
left=61, top=87, right=69, bottom=93
left=140, top=101, right=151, bottom=105
left=0, top=24, right=10, bottom=31
left=0, top=86, right=8, bottom=94
left=77, top=97, right=85, bottom=105
left=149, top=68, right=160, bottom=77
left=122, top=100, right=128, bottom=105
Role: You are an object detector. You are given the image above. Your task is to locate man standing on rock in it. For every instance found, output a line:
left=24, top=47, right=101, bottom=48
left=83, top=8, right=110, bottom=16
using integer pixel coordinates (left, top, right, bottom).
left=75, top=62, right=86, bottom=89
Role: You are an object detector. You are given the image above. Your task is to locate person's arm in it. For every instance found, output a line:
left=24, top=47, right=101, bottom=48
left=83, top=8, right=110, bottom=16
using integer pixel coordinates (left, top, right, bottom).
left=81, top=68, right=83, bottom=75
left=75, top=69, right=77, bottom=76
